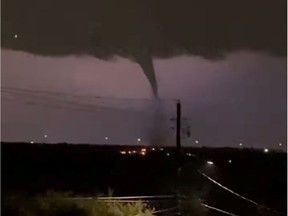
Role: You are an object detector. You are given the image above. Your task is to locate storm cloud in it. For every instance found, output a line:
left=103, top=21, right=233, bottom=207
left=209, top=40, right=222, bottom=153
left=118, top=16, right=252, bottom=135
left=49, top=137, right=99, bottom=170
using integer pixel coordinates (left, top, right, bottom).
left=1, top=0, right=286, bottom=94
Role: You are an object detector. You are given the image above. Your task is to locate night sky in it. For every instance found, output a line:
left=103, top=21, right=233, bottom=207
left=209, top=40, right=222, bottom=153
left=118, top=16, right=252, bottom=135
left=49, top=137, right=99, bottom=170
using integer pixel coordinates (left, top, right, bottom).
left=1, top=0, right=286, bottom=149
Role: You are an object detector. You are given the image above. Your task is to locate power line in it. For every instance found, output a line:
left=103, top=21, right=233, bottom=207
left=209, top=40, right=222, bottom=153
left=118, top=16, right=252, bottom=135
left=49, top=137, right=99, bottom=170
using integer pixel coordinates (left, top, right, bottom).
left=2, top=93, right=146, bottom=114
left=201, top=203, right=239, bottom=216
left=198, top=170, right=284, bottom=215
left=2, top=88, right=176, bottom=116
left=70, top=195, right=176, bottom=200
left=2, top=95, right=117, bottom=113
left=88, top=200, right=172, bottom=203
left=1, top=86, right=177, bottom=102
left=96, top=195, right=176, bottom=200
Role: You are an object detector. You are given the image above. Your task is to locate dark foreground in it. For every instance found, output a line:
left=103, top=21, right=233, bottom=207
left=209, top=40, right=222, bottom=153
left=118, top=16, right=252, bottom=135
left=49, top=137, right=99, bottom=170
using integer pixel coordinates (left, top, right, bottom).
left=2, top=142, right=287, bottom=216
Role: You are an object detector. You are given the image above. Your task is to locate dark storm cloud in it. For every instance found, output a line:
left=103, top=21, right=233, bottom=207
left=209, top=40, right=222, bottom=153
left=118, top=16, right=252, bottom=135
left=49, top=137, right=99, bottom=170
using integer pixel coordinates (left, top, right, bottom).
left=1, top=0, right=286, bottom=94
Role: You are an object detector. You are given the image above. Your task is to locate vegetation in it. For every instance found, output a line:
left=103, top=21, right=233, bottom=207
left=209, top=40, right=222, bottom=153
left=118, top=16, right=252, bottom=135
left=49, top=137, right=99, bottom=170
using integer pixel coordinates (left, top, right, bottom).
left=2, top=191, right=154, bottom=216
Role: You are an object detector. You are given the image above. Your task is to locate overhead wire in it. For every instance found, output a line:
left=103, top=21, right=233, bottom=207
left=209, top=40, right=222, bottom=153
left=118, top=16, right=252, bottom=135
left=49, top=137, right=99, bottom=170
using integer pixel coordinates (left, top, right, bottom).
left=201, top=203, right=239, bottom=216
left=2, top=87, right=176, bottom=117
left=198, top=170, right=284, bottom=215
left=2, top=92, right=148, bottom=115
left=1, top=86, right=176, bottom=103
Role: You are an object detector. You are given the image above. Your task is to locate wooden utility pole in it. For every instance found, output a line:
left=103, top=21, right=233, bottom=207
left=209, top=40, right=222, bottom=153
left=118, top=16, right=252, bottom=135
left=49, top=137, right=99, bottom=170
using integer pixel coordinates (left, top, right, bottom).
left=176, top=100, right=181, bottom=153
left=176, top=100, right=182, bottom=215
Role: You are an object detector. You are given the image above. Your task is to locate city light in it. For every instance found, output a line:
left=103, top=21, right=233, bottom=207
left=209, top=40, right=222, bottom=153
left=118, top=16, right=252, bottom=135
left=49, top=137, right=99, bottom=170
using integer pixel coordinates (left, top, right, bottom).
left=44, top=134, right=48, bottom=138
left=14, top=34, right=18, bottom=38
left=141, top=151, right=146, bottom=156
left=228, top=160, right=232, bottom=163
left=105, top=137, right=109, bottom=140
left=264, top=148, right=269, bottom=153
left=159, top=148, right=164, bottom=151
left=279, top=143, right=282, bottom=146
left=128, top=151, right=132, bottom=154
left=195, top=140, right=199, bottom=144
left=239, top=143, right=243, bottom=146
left=132, top=150, right=136, bottom=154
left=166, top=153, right=170, bottom=156
left=207, top=161, right=214, bottom=165
left=137, top=138, right=141, bottom=142
left=30, top=141, right=34, bottom=144
left=120, top=151, right=126, bottom=155
left=152, top=148, right=155, bottom=151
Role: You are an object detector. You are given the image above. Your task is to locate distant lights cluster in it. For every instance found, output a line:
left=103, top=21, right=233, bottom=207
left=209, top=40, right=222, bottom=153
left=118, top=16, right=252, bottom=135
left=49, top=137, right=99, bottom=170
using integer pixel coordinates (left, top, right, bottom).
left=120, top=148, right=147, bottom=156
left=119, top=147, right=175, bottom=156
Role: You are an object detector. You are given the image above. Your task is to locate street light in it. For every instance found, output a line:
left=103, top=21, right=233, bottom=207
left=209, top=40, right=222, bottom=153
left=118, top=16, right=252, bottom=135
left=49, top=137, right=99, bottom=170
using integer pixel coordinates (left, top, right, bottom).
left=228, top=160, right=232, bottom=163
left=105, top=137, right=109, bottom=140
left=137, top=138, right=141, bottom=142
left=239, top=143, right=243, bottom=147
left=195, top=140, right=199, bottom=144
left=264, top=148, right=269, bottom=153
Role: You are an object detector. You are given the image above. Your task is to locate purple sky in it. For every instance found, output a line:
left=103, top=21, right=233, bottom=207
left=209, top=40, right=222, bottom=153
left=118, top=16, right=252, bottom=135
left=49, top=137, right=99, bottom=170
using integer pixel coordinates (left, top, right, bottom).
left=1, top=49, right=286, bottom=149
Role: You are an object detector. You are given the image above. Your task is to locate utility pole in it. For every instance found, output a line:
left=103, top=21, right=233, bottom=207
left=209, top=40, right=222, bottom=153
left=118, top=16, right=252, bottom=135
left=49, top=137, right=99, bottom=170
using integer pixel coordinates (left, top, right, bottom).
left=176, top=100, right=182, bottom=215
left=176, top=100, right=181, bottom=153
